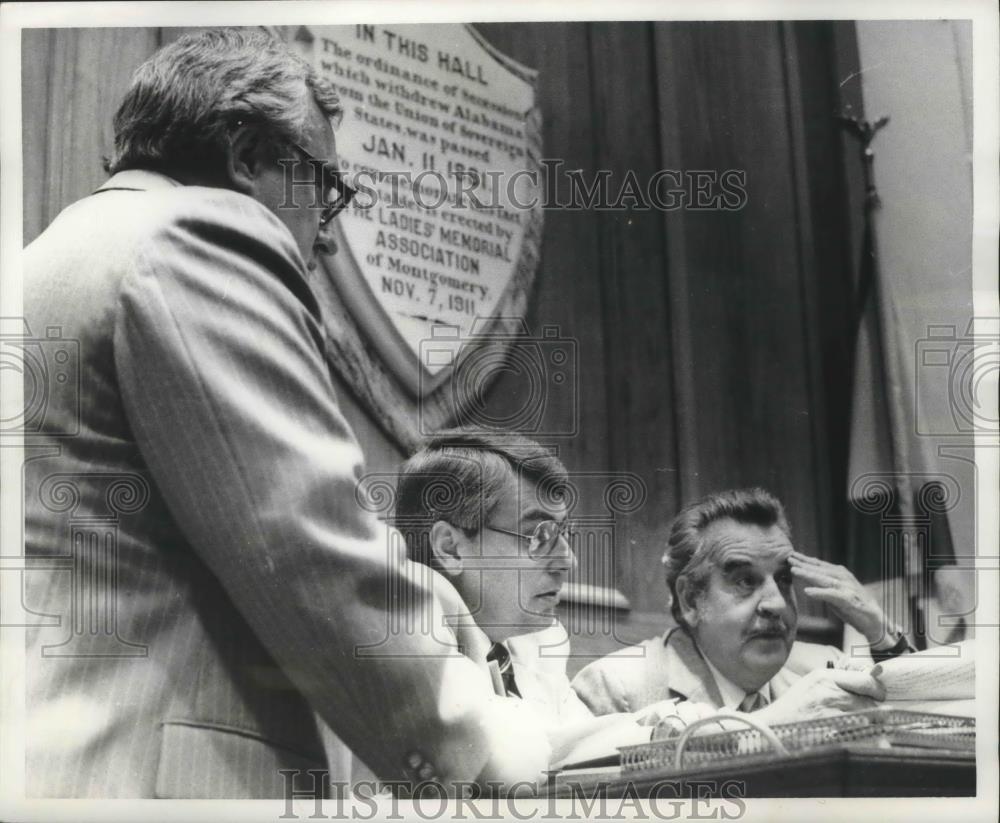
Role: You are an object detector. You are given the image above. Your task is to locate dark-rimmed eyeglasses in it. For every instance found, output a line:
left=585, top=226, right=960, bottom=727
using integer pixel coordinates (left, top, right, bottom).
left=287, top=140, right=357, bottom=226
left=485, top=520, right=575, bottom=560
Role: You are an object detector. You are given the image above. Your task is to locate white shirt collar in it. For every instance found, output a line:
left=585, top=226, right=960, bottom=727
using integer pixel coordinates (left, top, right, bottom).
left=700, top=648, right=773, bottom=709
left=96, top=169, right=183, bottom=193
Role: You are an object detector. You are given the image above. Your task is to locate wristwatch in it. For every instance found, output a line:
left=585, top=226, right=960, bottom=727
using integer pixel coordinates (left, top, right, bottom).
left=870, top=623, right=916, bottom=662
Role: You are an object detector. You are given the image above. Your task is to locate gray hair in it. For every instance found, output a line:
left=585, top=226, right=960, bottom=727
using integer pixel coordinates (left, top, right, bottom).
left=662, top=488, right=791, bottom=626
left=105, top=28, right=341, bottom=176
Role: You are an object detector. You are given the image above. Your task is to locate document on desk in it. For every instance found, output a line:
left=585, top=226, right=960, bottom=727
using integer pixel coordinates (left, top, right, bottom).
left=878, top=639, right=975, bottom=704
left=548, top=712, right=652, bottom=770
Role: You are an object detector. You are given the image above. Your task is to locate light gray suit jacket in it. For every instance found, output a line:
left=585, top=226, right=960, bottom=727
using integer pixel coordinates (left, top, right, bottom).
left=571, top=626, right=851, bottom=715
left=22, top=171, right=542, bottom=797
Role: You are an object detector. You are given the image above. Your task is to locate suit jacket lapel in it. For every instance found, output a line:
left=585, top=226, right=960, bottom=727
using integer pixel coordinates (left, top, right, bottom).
left=771, top=666, right=802, bottom=700
left=662, top=627, right=726, bottom=708
left=769, top=667, right=797, bottom=700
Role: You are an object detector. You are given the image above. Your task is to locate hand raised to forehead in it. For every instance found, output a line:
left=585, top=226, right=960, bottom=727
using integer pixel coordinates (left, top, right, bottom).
left=789, top=552, right=887, bottom=645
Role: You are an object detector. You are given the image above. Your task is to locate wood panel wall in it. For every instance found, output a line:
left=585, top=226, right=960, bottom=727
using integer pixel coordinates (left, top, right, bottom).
left=475, top=21, right=857, bottom=618
left=20, top=22, right=858, bottom=634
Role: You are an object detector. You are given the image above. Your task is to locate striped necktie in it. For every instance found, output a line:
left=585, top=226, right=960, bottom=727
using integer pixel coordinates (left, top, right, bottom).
left=486, top=642, right=521, bottom=698
left=738, top=691, right=768, bottom=713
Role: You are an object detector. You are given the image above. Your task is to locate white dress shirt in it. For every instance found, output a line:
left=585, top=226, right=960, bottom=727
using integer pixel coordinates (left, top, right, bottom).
left=701, top=652, right=773, bottom=710
left=506, top=622, right=654, bottom=767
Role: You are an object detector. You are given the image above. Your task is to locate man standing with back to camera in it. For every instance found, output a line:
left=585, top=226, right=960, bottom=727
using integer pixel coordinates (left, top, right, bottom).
left=22, top=29, right=549, bottom=798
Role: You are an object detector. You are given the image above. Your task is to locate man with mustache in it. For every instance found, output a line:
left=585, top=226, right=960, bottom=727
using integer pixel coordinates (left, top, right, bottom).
left=572, top=488, right=911, bottom=725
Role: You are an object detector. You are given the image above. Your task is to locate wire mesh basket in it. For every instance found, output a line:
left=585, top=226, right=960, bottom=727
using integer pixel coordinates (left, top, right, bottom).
left=619, top=709, right=975, bottom=774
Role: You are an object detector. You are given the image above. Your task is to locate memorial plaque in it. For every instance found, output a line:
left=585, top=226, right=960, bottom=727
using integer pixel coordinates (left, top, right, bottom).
left=297, top=24, right=543, bottom=418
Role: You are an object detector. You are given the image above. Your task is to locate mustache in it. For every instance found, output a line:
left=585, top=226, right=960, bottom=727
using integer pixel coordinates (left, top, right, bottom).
left=745, top=621, right=792, bottom=638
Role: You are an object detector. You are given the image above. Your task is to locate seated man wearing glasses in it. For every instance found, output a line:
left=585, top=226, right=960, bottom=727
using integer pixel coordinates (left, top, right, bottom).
left=393, top=430, right=660, bottom=766
left=393, top=430, right=588, bottom=718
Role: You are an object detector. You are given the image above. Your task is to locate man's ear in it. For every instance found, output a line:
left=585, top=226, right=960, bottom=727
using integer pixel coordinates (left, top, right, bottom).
left=223, top=122, right=264, bottom=195
left=675, top=575, right=700, bottom=628
left=428, top=521, right=466, bottom=577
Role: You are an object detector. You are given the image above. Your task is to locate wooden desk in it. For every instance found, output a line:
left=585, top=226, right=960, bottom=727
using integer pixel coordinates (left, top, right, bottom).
left=548, top=745, right=975, bottom=798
